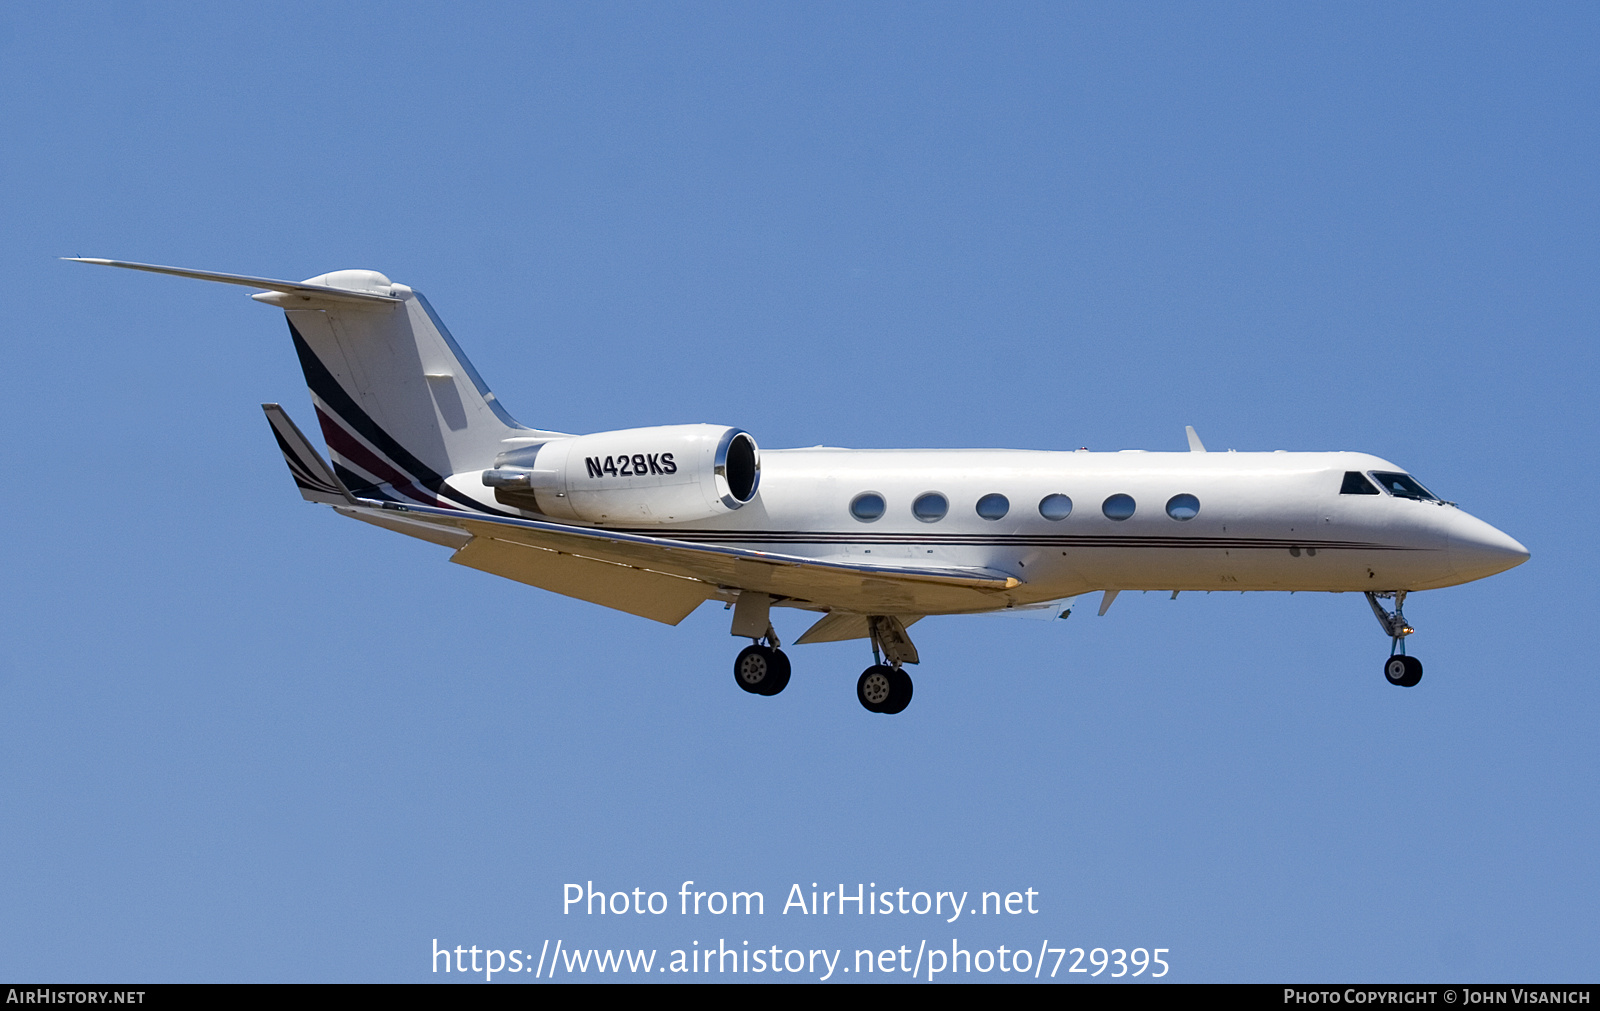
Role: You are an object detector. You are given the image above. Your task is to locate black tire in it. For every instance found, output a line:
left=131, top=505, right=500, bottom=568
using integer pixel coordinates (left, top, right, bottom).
left=880, top=668, right=914, bottom=715
left=1401, top=655, right=1423, bottom=687
left=759, top=649, right=791, bottom=696
left=857, top=665, right=895, bottom=712
left=1385, top=654, right=1423, bottom=688
left=735, top=645, right=777, bottom=695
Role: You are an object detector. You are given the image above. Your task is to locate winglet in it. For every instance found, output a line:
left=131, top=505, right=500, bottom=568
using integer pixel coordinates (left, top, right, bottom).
left=1186, top=425, right=1207, bottom=453
left=262, top=404, right=357, bottom=505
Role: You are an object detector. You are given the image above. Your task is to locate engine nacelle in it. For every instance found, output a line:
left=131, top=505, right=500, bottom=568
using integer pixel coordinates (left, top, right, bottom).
left=482, top=424, right=760, bottom=524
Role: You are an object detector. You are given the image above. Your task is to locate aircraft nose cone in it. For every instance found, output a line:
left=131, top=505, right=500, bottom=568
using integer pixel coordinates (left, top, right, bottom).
left=1446, top=510, right=1530, bottom=582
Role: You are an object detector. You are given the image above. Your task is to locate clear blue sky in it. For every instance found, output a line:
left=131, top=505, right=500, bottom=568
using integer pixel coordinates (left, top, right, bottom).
left=1, top=1, right=1594, bottom=982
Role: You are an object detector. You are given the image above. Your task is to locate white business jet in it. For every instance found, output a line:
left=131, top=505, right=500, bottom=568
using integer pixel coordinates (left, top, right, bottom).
left=71, top=258, right=1529, bottom=713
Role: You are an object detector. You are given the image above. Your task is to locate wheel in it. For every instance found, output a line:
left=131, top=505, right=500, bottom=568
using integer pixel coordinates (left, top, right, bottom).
left=857, top=665, right=913, bottom=713
left=1383, top=655, right=1407, bottom=685
left=735, top=645, right=790, bottom=696
left=1384, top=654, right=1423, bottom=688
left=880, top=667, right=914, bottom=714
left=761, top=650, right=791, bottom=696
left=857, top=665, right=894, bottom=712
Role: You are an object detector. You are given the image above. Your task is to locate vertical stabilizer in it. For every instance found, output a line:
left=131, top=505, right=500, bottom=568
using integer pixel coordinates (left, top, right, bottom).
left=262, top=275, right=562, bottom=509
left=66, top=258, right=564, bottom=510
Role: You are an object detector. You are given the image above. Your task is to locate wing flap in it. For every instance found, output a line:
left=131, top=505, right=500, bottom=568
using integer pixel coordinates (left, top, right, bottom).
left=450, top=534, right=710, bottom=625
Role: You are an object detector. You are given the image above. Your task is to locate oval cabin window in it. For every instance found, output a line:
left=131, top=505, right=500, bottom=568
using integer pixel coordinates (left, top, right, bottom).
left=1039, top=494, right=1073, bottom=520
left=976, top=493, right=1010, bottom=520
left=1102, top=494, right=1136, bottom=520
left=850, top=492, right=886, bottom=522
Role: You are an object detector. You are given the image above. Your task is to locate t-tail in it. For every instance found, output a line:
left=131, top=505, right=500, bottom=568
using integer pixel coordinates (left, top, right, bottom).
left=65, top=258, right=563, bottom=510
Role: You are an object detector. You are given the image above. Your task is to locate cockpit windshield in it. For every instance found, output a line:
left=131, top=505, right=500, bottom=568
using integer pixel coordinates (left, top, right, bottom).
left=1369, top=472, right=1438, bottom=501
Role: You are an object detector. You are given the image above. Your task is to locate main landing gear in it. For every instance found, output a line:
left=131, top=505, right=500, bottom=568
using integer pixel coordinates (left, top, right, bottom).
left=728, top=598, right=921, bottom=713
left=733, top=642, right=791, bottom=696
left=730, top=591, right=790, bottom=696
left=1367, top=590, right=1423, bottom=687
left=856, top=616, right=918, bottom=715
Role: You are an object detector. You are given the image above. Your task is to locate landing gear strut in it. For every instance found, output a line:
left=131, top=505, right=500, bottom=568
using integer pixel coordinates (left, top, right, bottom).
left=1367, top=591, right=1422, bottom=687
left=856, top=616, right=917, bottom=714
left=731, top=592, right=790, bottom=696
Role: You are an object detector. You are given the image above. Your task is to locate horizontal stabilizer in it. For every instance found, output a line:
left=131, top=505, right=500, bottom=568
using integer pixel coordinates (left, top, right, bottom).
left=262, top=404, right=357, bottom=505
left=64, top=258, right=400, bottom=305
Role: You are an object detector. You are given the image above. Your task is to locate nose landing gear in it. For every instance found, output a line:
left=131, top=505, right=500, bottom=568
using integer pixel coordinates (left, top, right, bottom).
left=1384, top=653, right=1423, bottom=688
left=1367, top=591, right=1423, bottom=687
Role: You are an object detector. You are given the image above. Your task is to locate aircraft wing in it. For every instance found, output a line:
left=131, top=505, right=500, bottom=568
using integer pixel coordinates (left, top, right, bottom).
left=365, top=502, right=1024, bottom=624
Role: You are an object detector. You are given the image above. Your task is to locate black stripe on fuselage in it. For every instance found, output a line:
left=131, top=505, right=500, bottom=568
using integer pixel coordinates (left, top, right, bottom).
left=599, top=529, right=1421, bottom=551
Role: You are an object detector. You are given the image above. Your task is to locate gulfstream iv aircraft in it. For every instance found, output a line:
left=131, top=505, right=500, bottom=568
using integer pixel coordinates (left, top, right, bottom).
left=73, top=258, right=1529, bottom=713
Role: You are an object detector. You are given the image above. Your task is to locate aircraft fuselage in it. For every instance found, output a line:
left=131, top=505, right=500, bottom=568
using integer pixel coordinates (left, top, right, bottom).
left=443, top=447, right=1527, bottom=611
